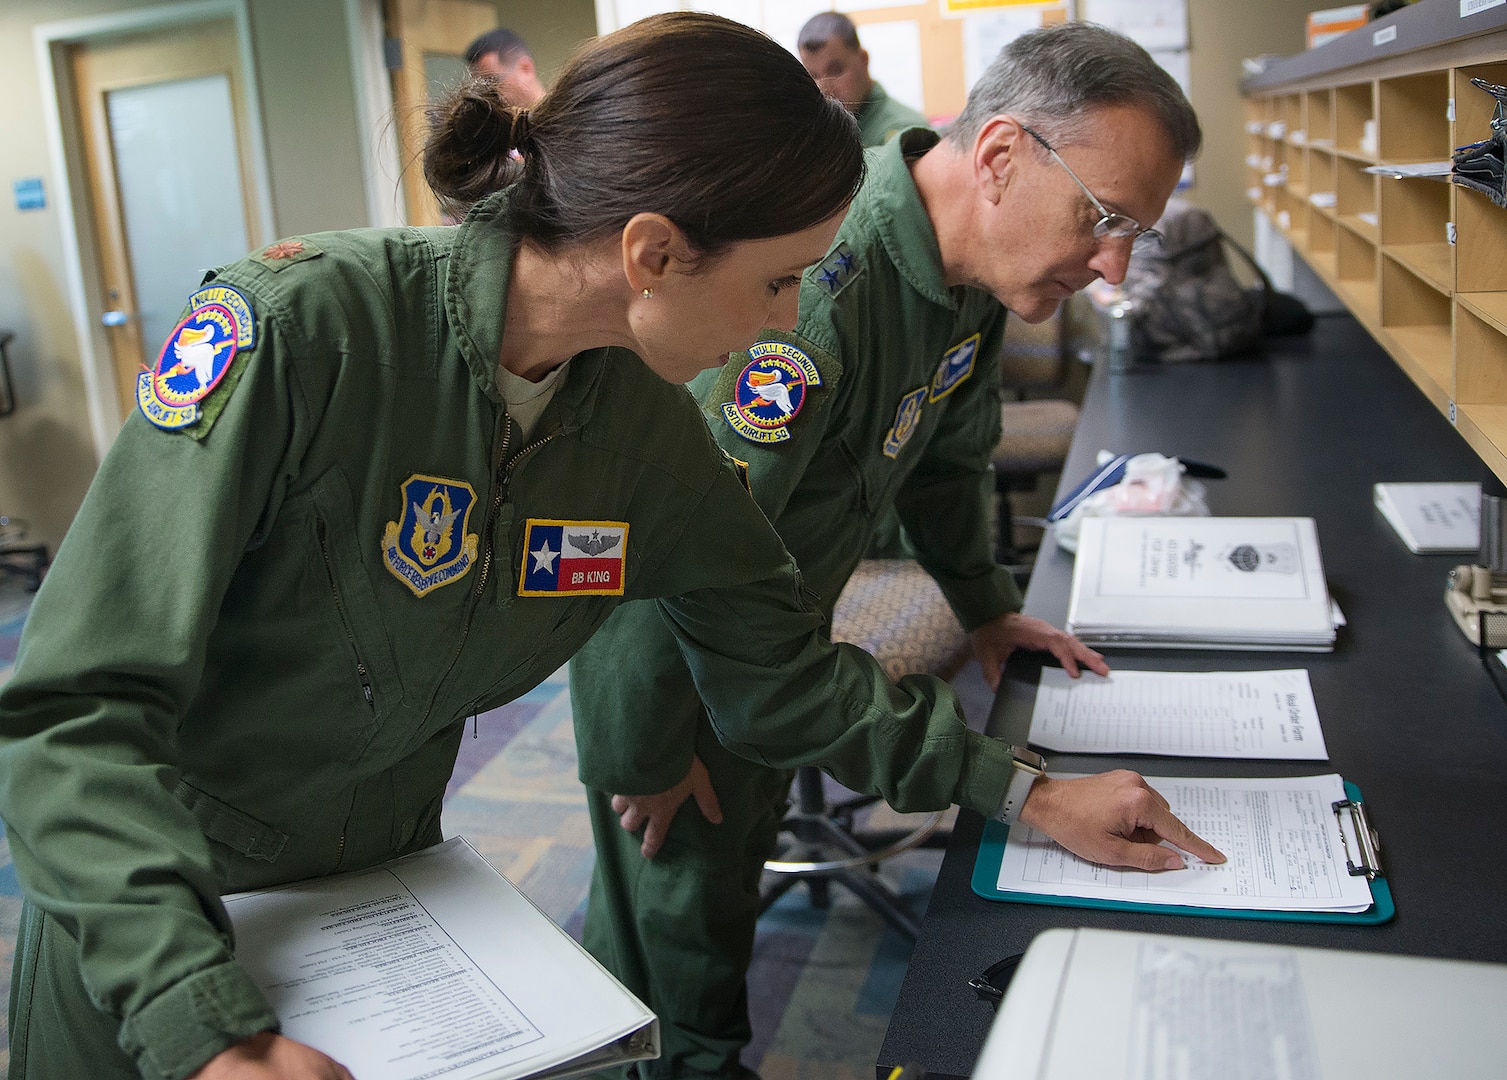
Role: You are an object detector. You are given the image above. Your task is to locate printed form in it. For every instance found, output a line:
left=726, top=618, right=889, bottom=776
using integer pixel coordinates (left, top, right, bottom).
left=226, top=839, right=654, bottom=1080
left=1028, top=669, right=1327, bottom=759
left=995, top=774, right=1372, bottom=912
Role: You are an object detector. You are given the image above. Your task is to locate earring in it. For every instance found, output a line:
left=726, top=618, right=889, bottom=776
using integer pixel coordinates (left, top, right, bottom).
left=641, top=287, right=653, bottom=299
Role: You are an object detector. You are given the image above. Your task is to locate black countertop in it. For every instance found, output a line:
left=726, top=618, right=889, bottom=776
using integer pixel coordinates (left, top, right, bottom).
left=877, top=315, right=1507, bottom=1079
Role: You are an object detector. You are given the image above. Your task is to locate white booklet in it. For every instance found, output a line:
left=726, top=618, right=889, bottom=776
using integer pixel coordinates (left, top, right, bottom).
left=1028, top=668, right=1327, bottom=760
left=976, top=928, right=1507, bottom=1080
left=224, top=838, right=658, bottom=1080
left=994, top=774, right=1372, bottom=913
left=1066, top=517, right=1336, bottom=650
left=1373, top=481, right=1480, bottom=553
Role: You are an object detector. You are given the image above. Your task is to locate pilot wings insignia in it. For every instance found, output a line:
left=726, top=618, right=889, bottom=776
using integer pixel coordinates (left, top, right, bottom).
left=567, top=531, right=621, bottom=557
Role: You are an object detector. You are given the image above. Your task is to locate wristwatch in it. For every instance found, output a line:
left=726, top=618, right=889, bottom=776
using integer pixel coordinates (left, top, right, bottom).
left=995, top=745, right=1047, bottom=826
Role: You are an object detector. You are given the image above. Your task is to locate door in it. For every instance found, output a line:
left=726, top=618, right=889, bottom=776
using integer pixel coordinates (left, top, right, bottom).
left=385, top=0, right=498, bottom=227
left=69, top=18, right=267, bottom=420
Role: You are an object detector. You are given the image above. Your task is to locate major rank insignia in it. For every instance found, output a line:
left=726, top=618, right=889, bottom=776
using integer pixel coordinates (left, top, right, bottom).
left=722, top=340, right=822, bottom=444
left=930, top=333, right=980, bottom=401
left=883, top=386, right=928, bottom=459
left=137, top=285, right=254, bottom=430
left=519, top=519, right=629, bottom=596
left=382, top=474, right=480, bottom=597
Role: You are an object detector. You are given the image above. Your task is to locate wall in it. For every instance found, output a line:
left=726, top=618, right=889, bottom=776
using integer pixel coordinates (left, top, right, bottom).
left=489, top=0, right=598, bottom=84
left=1183, top=0, right=1315, bottom=249
left=0, top=0, right=372, bottom=553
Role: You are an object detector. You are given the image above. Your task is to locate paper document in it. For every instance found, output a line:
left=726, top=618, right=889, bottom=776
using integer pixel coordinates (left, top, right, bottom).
left=995, top=774, right=1372, bottom=912
left=225, top=838, right=657, bottom=1080
left=1029, top=668, right=1327, bottom=759
left=1363, top=160, right=1454, bottom=178
left=1374, top=481, right=1480, bottom=553
left=974, top=928, right=1507, bottom=1080
left=1066, top=517, right=1336, bottom=650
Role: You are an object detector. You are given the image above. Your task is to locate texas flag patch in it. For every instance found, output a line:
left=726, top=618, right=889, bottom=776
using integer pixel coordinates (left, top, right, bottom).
left=519, top=519, right=629, bottom=596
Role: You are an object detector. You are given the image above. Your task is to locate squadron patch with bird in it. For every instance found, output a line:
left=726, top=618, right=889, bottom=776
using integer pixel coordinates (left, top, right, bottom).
left=382, top=474, right=481, bottom=597
left=138, top=285, right=255, bottom=431
left=518, top=519, right=629, bottom=596
left=722, top=340, right=822, bottom=444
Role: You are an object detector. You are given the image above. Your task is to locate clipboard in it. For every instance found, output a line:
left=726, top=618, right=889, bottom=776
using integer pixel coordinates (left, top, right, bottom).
left=971, top=780, right=1394, bottom=924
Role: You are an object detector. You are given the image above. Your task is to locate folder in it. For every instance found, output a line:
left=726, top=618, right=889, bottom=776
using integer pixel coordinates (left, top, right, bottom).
left=971, top=779, right=1393, bottom=925
left=974, top=927, right=1507, bottom=1080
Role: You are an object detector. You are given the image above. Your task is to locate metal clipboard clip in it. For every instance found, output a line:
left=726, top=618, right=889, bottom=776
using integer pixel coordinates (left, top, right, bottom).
left=1332, top=798, right=1383, bottom=880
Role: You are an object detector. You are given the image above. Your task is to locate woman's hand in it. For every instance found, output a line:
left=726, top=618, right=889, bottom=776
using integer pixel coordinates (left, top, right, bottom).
left=189, top=1032, right=355, bottom=1079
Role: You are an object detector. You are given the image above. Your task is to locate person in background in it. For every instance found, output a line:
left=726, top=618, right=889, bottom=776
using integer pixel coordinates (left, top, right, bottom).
left=798, top=11, right=926, bottom=145
left=465, top=26, right=546, bottom=107
left=572, top=21, right=1212, bottom=1080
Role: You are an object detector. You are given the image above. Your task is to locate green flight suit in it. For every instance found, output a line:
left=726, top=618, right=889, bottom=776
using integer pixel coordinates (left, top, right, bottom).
left=571, top=129, right=1021, bottom=1079
left=856, top=81, right=928, bottom=147
left=0, top=186, right=1016, bottom=1080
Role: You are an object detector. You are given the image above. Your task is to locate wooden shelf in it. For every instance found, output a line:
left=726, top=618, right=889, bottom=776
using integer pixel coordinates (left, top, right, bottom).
left=1245, top=20, right=1507, bottom=484
left=1384, top=242, right=1452, bottom=293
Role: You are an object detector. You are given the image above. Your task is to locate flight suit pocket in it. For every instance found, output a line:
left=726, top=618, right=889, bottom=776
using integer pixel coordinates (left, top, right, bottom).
left=308, top=468, right=404, bottom=712
left=176, top=781, right=289, bottom=863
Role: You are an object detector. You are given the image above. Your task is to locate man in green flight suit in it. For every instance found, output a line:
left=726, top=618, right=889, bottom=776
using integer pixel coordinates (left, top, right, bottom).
left=570, top=22, right=1205, bottom=1079
left=798, top=12, right=927, bottom=146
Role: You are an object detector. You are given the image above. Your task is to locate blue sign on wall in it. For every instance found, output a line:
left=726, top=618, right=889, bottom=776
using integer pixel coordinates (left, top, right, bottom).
left=14, top=178, right=45, bottom=212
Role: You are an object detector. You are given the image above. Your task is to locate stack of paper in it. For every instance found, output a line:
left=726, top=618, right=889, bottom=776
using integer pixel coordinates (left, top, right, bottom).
left=1066, top=517, right=1337, bottom=650
left=1373, top=481, right=1479, bottom=553
left=225, top=838, right=658, bottom=1080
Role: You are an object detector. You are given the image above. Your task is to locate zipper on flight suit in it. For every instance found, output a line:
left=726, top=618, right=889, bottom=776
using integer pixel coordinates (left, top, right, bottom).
left=420, top=414, right=559, bottom=725
left=315, top=516, right=375, bottom=711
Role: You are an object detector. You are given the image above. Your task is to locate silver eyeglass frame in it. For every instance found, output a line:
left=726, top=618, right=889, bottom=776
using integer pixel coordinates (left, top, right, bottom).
left=1019, top=122, right=1162, bottom=247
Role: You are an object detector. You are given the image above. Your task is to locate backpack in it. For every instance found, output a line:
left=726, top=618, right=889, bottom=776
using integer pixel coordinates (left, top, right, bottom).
left=1121, top=198, right=1276, bottom=363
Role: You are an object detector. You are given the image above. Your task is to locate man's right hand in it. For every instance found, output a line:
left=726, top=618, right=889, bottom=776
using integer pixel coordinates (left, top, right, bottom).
left=1018, top=770, right=1225, bottom=871
left=189, top=1032, right=354, bottom=1079
left=611, top=755, right=724, bottom=858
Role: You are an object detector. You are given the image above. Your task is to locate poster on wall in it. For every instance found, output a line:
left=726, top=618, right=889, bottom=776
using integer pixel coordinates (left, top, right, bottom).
left=942, top=0, right=1065, bottom=15
left=857, top=19, right=926, bottom=115
left=1079, top=0, right=1189, bottom=51
left=961, top=5, right=1068, bottom=93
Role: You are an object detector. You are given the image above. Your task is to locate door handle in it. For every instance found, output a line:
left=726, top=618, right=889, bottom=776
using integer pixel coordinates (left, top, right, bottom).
left=101, top=310, right=129, bottom=327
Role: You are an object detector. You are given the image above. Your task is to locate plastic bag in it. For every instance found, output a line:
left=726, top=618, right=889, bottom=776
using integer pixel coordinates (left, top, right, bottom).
left=1052, top=452, right=1210, bottom=554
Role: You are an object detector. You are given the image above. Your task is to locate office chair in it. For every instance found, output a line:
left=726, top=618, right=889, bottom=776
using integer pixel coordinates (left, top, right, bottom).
left=0, top=332, right=48, bottom=592
left=992, top=313, right=1079, bottom=577
left=760, top=558, right=971, bottom=941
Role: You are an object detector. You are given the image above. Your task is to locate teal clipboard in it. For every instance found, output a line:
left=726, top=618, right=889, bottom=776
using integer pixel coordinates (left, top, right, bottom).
left=971, top=781, right=1394, bottom=925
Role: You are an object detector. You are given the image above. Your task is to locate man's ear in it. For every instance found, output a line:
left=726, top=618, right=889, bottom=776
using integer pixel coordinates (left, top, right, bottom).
left=973, top=115, right=1026, bottom=205
left=516, top=54, right=537, bottom=78
left=621, top=213, right=690, bottom=294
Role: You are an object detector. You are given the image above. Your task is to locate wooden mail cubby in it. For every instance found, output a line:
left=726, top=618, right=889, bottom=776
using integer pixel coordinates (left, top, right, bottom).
left=1243, top=0, right=1507, bottom=482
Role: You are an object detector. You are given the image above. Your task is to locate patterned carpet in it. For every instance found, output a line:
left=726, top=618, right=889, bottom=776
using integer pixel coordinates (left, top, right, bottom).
left=0, top=585, right=992, bottom=1078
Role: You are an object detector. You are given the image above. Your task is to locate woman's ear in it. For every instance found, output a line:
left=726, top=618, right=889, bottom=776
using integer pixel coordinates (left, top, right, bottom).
left=621, top=213, right=690, bottom=295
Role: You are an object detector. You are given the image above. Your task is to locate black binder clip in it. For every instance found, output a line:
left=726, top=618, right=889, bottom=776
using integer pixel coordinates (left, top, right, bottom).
left=1332, top=798, right=1383, bottom=880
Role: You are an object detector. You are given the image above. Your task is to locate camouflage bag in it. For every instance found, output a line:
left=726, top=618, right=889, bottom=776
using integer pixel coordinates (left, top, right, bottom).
left=1123, top=198, right=1273, bottom=363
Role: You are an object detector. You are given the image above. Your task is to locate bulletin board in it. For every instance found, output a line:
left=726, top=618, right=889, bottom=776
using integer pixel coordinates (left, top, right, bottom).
left=592, top=1, right=1073, bottom=125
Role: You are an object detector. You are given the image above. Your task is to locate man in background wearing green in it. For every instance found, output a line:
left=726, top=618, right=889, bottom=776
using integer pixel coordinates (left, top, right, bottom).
left=798, top=11, right=926, bottom=145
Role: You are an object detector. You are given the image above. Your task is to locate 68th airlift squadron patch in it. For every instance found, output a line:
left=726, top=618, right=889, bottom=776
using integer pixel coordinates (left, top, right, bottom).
left=722, top=340, right=822, bottom=445
left=137, top=285, right=255, bottom=430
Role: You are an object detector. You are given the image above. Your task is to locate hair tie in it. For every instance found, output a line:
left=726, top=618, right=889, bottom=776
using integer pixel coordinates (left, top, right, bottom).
left=510, top=110, right=534, bottom=152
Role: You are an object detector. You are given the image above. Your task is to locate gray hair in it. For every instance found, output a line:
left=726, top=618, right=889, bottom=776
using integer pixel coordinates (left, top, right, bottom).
left=949, top=22, right=1201, bottom=162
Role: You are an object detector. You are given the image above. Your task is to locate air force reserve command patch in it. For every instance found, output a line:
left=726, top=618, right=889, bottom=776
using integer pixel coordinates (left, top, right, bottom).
left=883, top=386, right=928, bottom=459
left=722, top=340, right=822, bottom=444
left=519, top=520, right=629, bottom=596
left=382, top=474, right=481, bottom=597
left=930, top=333, right=979, bottom=400
left=137, top=285, right=254, bottom=430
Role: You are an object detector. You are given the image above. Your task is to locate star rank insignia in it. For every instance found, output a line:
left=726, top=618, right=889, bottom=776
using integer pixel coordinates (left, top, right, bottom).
left=812, top=243, right=859, bottom=297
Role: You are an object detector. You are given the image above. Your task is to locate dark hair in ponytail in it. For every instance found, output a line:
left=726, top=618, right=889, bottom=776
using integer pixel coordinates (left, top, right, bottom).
left=425, top=12, right=865, bottom=258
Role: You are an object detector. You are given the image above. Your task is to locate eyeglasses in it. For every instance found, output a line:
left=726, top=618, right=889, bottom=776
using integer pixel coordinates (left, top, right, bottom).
left=1019, top=124, right=1161, bottom=247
